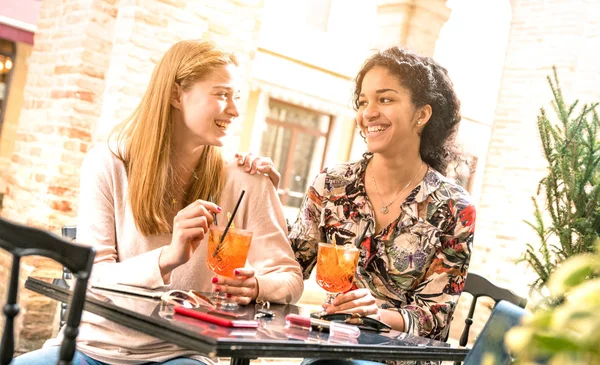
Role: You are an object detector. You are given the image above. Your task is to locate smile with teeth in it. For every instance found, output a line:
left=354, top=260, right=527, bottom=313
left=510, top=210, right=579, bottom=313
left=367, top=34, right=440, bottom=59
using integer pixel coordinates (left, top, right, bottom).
left=366, top=125, right=389, bottom=134
left=214, top=120, right=230, bottom=130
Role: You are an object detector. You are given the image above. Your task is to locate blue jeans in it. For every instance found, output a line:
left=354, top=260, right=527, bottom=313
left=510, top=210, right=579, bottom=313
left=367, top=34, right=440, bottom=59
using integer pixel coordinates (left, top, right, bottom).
left=13, top=347, right=207, bottom=365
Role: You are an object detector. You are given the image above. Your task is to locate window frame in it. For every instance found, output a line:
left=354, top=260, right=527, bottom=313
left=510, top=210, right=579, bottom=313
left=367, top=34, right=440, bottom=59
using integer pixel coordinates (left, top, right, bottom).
left=262, top=98, right=334, bottom=206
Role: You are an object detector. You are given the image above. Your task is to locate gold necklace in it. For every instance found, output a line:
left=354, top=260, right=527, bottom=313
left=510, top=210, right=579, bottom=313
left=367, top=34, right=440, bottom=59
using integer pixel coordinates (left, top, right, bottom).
left=169, top=163, right=199, bottom=209
left=370, top=162, right=425, bottom=214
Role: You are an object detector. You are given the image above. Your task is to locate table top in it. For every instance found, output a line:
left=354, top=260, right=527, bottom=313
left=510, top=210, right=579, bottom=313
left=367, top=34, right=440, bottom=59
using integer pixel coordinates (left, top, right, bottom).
left=25, top=277, right=469, bottom=362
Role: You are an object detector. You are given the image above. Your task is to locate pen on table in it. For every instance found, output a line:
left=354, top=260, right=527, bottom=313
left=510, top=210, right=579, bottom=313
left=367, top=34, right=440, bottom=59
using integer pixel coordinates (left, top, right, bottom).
left=285, top=314, right=360, bottom=338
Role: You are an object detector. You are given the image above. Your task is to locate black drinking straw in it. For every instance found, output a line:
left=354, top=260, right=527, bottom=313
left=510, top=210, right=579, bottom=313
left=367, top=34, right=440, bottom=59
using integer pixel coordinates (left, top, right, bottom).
left=220, top=190, right=245, bottom=243
left=355, top=220, right=372, bottom=248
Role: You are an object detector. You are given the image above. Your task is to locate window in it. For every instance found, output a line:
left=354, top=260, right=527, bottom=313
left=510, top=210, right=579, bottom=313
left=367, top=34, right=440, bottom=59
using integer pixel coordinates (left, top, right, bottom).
left=260, top=100, right=333, bottom=208
left=0, top=39, right=16, bottom=134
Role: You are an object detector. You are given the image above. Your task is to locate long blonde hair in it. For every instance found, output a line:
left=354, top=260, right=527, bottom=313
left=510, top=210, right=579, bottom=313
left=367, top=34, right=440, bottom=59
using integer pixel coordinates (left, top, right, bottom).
left=110, top=40, right=238, bottom=235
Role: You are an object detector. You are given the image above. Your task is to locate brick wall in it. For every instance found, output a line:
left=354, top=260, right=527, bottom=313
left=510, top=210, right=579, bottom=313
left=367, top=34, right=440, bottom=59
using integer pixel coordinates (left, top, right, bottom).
left=467, top=0, right=600, bottom=343
left=1, top=0, right=120, bottom=352
left=1, top=0, right=264, bottom=353
left=2, top=0, right=119, bottom=229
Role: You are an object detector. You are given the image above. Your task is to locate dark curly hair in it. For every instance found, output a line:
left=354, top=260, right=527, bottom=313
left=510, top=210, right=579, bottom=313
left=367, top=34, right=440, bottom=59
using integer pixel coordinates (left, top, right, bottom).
left=353, top=47, right=462, bottom=175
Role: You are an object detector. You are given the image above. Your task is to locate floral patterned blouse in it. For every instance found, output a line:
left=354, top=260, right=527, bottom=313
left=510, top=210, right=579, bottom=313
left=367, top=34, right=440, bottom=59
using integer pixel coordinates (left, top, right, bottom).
left=289, top=153, right=476, bottom=341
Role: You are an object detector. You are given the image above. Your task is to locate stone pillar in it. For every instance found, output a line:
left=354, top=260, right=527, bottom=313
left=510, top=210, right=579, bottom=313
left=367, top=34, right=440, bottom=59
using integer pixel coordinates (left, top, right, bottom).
left=373, top=0, right=451, bottom=56
left=1, top=0, right=265, bottom=353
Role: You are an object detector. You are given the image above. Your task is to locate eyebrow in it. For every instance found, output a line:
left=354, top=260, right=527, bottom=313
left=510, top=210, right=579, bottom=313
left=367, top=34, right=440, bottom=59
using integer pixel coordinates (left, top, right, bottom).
left=212, top=86, right=235, bottom=91
left=359, top=88, right=399, bottom=97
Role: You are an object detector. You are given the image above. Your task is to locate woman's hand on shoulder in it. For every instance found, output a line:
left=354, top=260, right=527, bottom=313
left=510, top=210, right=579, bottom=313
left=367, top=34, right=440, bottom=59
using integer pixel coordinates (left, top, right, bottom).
left=235, top=152, right=280, bottom=189
left=212, top=267, right=258, bottom=305
left=323, top=288, right=381, bottom=320
left=160, top=200, right=220, bottom=275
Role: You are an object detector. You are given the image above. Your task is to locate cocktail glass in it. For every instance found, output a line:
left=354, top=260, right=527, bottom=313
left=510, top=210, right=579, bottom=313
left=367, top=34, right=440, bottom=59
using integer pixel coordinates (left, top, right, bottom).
left=207, top=226, right=253, bottom=310
left=315, top=242, right=360, bottom=308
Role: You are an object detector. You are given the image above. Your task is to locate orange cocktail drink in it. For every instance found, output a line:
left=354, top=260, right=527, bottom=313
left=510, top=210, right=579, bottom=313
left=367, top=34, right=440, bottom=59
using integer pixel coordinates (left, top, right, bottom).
left=316, top=242, right=360, bottom=296
left=207, top=226, right=253, bottom=277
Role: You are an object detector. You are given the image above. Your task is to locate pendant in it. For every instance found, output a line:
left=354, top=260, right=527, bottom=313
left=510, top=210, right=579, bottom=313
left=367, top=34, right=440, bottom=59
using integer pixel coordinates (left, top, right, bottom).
left=381, top=205, right=389, bottom=214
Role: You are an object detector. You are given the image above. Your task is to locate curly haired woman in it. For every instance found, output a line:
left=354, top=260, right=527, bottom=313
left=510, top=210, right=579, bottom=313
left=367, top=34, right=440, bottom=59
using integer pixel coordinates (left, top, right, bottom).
left=290, top=47, right=476, bottom=357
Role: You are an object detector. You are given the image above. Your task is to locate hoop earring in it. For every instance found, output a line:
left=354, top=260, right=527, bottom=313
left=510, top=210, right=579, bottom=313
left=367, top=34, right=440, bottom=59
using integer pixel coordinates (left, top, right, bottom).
left=359, top=130, right=366, bottom=143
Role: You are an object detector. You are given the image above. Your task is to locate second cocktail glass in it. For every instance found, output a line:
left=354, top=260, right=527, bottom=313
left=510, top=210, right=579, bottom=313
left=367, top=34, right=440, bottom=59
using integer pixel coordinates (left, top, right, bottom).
left=206, top=226, right=253, bottom=310
left=315, top=242, right=360, bottom=307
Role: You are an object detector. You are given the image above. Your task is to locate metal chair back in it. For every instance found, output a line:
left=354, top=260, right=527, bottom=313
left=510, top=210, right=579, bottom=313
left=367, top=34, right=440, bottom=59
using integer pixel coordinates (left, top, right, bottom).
left=0, top=218, right=94, bottom=365
left=459, top=272, right=527, bottom=347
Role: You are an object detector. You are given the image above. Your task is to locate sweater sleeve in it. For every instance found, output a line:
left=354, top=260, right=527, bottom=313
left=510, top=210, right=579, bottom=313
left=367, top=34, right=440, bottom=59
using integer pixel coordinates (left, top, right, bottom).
left=242, top=173, right=304, bottom=304
left=76, top=146, right=168, bottom=289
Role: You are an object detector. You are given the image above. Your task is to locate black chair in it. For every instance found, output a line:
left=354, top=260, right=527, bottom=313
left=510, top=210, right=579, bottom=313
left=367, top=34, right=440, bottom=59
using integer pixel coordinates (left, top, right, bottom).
left=459, top=272, right=528, bottom=347
left=0, top=218, right=95, bottom=365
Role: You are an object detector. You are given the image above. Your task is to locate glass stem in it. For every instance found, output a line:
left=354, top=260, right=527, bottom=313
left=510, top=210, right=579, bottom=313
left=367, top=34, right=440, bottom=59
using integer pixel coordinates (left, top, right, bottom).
left=213, top=290, right=227, bottom=304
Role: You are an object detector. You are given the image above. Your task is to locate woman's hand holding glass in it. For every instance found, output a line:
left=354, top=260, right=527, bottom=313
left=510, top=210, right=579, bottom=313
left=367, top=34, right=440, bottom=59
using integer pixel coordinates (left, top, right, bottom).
left=160, top=199, right=221, bottom=276
left=323, top=288, right=381, bottom=320
left=315, top=242, right=360, bottom=310
left=212, top=267, right=258, bottom=306
left=206, top=225, right=253, bottom=310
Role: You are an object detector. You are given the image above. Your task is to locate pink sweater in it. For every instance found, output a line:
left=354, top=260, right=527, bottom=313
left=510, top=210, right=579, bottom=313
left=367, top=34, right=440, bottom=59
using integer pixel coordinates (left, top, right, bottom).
left=45, top=144, right=303, bottom=364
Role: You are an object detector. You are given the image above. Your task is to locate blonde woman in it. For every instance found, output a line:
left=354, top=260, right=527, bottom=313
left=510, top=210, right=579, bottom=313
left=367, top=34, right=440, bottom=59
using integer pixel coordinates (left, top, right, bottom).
left=15, top=40, right=303, bottom=365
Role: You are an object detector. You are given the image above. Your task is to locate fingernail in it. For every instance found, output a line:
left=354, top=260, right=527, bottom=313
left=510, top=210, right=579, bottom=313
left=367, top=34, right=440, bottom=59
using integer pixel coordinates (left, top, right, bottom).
left=226, top=294, right=232, bottom=298
left=214, top=286, right=221, bottom=292
left=217, top=206, right=222, bottom=212
left=212, top=277, right=218, bottom=284
left=233, top=269, right=239, bottom=275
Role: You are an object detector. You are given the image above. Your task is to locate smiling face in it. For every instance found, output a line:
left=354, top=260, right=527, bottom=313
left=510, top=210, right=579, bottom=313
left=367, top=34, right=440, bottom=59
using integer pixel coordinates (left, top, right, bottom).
left=172, top=63, right=241, bottom=148
left=356, top=66, right=428, bottom=157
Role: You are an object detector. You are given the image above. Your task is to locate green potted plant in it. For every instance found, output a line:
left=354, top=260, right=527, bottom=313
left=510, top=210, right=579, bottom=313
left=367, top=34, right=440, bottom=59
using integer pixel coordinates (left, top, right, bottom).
left=505, top=68, right=600, bottom=364
left=523, top=67, right=600, bottom=292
